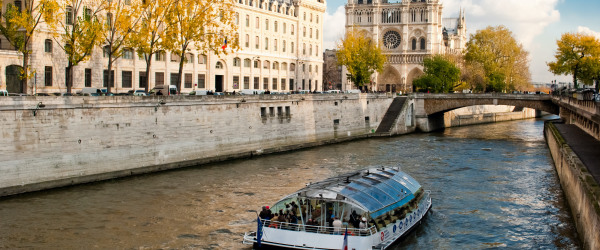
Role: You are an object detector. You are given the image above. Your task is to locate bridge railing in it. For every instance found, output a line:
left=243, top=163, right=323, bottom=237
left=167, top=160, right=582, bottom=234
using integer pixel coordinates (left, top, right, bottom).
left=411, top=93, right=552, bottom=100
left=552, top=96, right=599, bottom=116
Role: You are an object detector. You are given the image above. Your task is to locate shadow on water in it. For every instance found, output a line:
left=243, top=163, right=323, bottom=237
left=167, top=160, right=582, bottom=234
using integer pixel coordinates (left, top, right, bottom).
left=0, top=116, right=579, bottom=249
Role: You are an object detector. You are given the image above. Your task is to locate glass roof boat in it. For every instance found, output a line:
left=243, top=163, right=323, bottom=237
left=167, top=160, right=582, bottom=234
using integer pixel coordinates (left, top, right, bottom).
left=243, top=166, right=432, bottom=249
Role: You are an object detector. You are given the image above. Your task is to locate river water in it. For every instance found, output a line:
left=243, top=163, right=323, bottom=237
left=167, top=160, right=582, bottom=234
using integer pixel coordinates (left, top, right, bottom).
left=0, top=117, right=580, bottom=249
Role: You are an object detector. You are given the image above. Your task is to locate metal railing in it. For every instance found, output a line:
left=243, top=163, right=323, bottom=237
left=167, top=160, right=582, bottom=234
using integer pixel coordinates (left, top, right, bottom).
left=259, top=219, right=377, bottom=236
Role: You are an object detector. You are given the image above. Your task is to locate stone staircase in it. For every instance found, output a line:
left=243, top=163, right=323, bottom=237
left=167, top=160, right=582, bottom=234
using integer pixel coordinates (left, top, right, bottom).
left=374, top=97, right=407, bottom=136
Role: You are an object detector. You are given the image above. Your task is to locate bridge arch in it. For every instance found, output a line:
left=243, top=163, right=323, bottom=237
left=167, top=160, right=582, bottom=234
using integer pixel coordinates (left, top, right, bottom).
left=422, top=96, right=559, bottom=116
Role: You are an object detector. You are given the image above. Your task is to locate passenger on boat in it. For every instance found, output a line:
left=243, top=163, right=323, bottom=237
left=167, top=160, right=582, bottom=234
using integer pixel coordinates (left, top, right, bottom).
left=359, top=217, right=368, bottom=236
left=259, top=206, right=269, bottom=220
left=332, top=217, right=342, bottom=234
left=349, top=210, right=360, bottom=228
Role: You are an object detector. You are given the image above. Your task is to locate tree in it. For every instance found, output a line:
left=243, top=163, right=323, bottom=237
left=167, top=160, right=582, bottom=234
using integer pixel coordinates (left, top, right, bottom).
left=52, top=0, right=104, bottom=93
left=98, top=0, right=140, bottom=93
left=129, top=0, right=174, bottom=92
left=548, top=32, right=600, bottom=89
left=336, top=28, right=385, bottom=89
left=465, top=26, right=531, bottom=92
left=0, top=0, right=58, bottom=93
left=164, top=0, right=238, bottom=93
left=412, top=55, right=461, bottom=93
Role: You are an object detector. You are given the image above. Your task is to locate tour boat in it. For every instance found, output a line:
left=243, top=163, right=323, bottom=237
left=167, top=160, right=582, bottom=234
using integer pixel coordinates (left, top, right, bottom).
left=243, top=166, right=432, bottom=249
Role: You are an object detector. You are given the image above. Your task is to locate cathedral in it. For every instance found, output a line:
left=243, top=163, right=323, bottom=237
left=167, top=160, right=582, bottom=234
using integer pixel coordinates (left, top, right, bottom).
left=344, top=0, right=466, bottom=92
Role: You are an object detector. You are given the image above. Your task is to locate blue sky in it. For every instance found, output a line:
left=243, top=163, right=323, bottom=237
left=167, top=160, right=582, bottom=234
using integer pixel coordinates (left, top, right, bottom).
left=323, top=0, right=600, bottom=83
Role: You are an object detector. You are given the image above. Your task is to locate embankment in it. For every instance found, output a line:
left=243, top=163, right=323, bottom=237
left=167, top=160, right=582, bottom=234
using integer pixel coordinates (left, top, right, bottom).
left=544, top=121, right=600, bottom=249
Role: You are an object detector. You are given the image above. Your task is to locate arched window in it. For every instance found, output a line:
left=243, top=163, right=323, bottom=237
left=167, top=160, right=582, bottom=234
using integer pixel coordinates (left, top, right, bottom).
left=216, top=61, right=223, bottom=69
left=244, top=58, right=251, bottom=67
left=263, top=60, right=270, bottom=69
left=290, top=63, right=296, bottom=71
left=420, top=38, right=426, bottom=50
left=233, top=57, right=241, bottom=67
left=411, top=38, right=417, bottom=50
left=254, top=60, right=260, bottom=68
left=282, top=62, right=287, bottom=71
left=273, top=61, right=279, bottom=70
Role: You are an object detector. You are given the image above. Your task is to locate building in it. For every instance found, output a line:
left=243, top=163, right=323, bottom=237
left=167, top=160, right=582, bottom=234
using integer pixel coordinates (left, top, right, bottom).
left=344, top=0, right=466, bottom=92
left=0, top=0, right=326, bottom=94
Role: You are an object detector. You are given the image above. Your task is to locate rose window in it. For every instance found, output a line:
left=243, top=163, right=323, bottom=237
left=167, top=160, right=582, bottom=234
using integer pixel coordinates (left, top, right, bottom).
left=383, top=31, right=401, bottom=49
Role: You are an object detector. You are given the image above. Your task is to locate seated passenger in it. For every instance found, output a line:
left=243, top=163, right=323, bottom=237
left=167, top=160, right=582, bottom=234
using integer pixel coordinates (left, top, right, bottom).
left=332, top=217, right=342, bottom=234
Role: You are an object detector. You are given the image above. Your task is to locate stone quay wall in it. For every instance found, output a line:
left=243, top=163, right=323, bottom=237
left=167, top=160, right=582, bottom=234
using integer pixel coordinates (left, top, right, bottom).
left=545, top=122, right=600, bottom=250
left=0, top=94, right=393, bottom=196
left=444, top=105, right=539, bottom=127
left=0, top=94, right=541, bottom=197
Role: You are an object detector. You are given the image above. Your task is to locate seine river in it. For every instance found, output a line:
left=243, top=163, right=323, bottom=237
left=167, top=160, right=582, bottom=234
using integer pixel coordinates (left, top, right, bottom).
left=0, top=117, right=580, bottom=249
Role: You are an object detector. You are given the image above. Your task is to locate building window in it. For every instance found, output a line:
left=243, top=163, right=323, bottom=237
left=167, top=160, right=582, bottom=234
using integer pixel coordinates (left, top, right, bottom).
left=273, top=62, right=278, bottom=70
left=66, top=6, right=73, bottom=25
left=255, top=36, right=259, bottom=49
left=263, top=60, right=269, bottom=69
left=155, top=72, right=164, bottom=86
left=310, top=28, right=312, bottom=38
left=198, top=54, right=206, bottom=64
left=253, top=77, right=259, bottom=89
left=170, top=53, right=180, bottom=62
left=103, top=45, right=110, bottom=57
left=291, top=24, right=294, bottom=35
left=103, top=70, right=115, bottom=87
left=291, top=42, right=294, bottom=53
left=244, top=58, right=251, bottom=67
left=282, top=40, right=286, bottom=52
left=233, top=75, right=240, bottom=89
left=122, top=71, right=132, bottom=88
left=246, top=14, right=249, bottom=27
left=156, top=51, right=166, bottom=61
left=274, top=39, right=277, bottom=51
left=265, top=19, right=269, bottom=30
left=106, top=12, right=113, bottom=27
left=283, top=23, right=286, bottom=33
left=290, top=63, right=295, bottom=71
left=303, top=12, right=306, bottom=20
left=255, top=16, right=259, bottom=28
left=44, top=39, right=52, bottom=53
left=281, top=78, right=286, bottom=90
left=265, top=37, right=268, bottom=50
left=170, top=73, right=179, bottom=86
left=316, top=29, right=319, bottom=39
left=274, top=21, right=278, bottom=32
left=139, top=71, right=147, bottom=88
left=282, top=62, right=287, bottom=71
left=233, top=57, right=241, bottom=67
left=272, top=78, right=277, bottom=90
left=123, top=48, right=133, bottom=59
left=244, top=76, right=250, bottom=89
left=420, top=38, right=426, bottom=50
left=44, top=66, right=52, bottom=86
left=310, top=13, right=313, bottom=22
left=185, top=73, right=192, bottom=88
left=411, top=38, right=417, bottom=50
left=235, top=12, right=239, bottom=25
left=13, top=0, right=22, bottom=12
left=316, top=15, right=319, bottom=23
left=198, top=74, right=206, bottom=88
left=303, top=43, right=306, bottom=55
left=309, top=44, right=312, bottom=56
left=303, top=26, right=306, bottom=37
left=216, top=61, right=223, bottom=69
left=263, top=77, right=268, bottom=89
left=245, top=34, right=249, bottom=48
left=85, top=68, right=92, bottom=87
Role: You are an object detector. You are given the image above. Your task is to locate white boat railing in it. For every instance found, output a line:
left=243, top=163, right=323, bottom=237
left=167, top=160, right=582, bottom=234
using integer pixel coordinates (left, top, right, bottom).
left=258, top=219, right=378, bottom=236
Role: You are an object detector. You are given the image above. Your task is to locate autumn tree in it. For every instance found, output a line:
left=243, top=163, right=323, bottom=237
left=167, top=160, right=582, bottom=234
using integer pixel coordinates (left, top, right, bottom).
left=52, top=0, right=104, bottom=93
left=336, top=28, right=385, bottom=89
left=413, top=55, right=461, bottom=93
left=98, top=0, right=140, bottom=93
left=129, top=0, right=174, bottom=92
left=465, top=26, right=531, bottom=92
left=548, top=32, right=600, bottom=89
left=164, top=0, right=238, bottom=92
left=0, top=0, right=58, bottom=93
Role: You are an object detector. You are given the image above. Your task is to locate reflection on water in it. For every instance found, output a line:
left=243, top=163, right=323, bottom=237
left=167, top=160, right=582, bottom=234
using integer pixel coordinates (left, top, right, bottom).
left=0, top=117, right=579, bottom=249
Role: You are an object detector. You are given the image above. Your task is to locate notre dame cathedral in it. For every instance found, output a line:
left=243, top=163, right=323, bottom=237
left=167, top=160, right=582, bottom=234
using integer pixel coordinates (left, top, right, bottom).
left=344, top=0, right=466, bottom=92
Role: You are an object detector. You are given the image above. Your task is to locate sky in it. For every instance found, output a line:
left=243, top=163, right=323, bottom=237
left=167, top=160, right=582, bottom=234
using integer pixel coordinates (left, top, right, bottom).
left=323, top=0, right=600, bottom=83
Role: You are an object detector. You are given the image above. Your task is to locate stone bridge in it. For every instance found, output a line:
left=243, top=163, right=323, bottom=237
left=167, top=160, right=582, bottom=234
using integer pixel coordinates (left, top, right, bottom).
left=412, top=93, right=560, bottom=132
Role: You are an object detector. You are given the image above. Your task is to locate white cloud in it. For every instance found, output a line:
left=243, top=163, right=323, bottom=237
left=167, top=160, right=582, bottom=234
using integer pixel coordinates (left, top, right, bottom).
left=577, top=26, right=600, bottom=39
left=441, top=0, right=561, bottom=49
left=323, top=5, right=346, bottom=50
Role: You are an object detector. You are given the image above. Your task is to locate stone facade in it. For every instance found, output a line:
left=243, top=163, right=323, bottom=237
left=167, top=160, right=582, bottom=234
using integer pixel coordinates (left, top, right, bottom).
left=0, top=0, right=325, bottom=94
left=344, top=0, right=467, bottom=92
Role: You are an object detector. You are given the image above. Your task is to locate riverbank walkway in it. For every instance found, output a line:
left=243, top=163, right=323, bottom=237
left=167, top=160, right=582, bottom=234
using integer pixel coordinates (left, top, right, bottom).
left=553, top=121, right=600, bottom=185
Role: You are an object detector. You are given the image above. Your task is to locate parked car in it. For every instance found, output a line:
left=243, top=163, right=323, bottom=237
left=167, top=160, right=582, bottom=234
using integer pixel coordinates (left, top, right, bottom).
left=128, top=90, right=147, bottom=96
left=149, top=85, right=178, bottom=95
left=0, top=90, right=8, bottom=96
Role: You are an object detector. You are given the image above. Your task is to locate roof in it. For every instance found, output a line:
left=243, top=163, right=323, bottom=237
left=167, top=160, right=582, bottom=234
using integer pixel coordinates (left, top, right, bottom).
left=282, top=167, right=422, bottom=218
left=442, top=18, right=460, bottom=35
